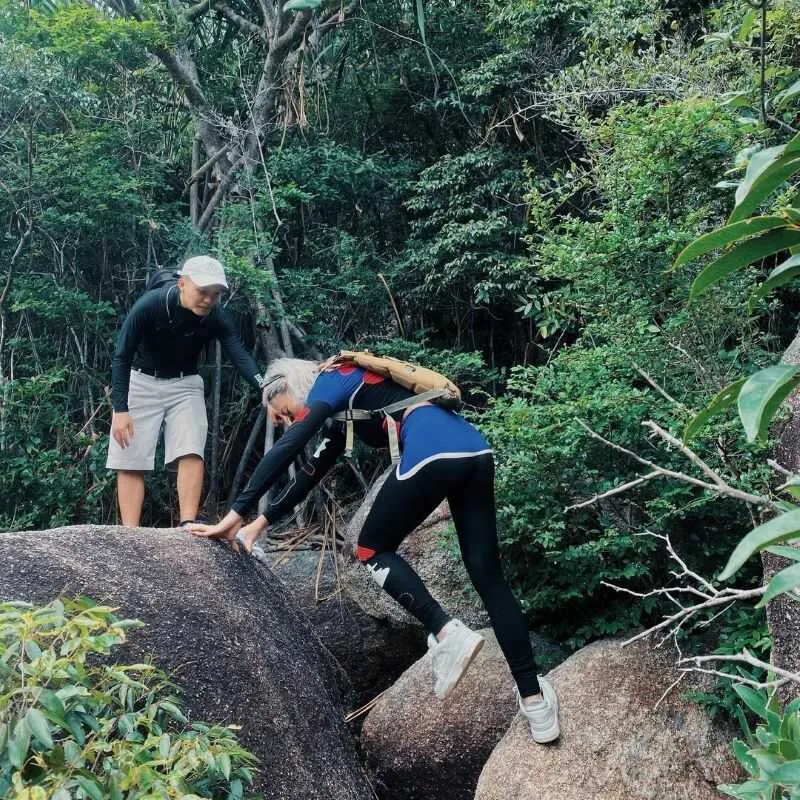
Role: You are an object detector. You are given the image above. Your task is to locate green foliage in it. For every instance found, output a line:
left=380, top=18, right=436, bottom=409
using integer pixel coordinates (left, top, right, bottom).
left=0, top=597, right=259, bottom=799
left=477, top=344, right=753, bottom=646
left=0, top=372, right=115, bottom=530
left=686, top=606, right=771, bottom=722
left=720, top=685, right=800, bottom=800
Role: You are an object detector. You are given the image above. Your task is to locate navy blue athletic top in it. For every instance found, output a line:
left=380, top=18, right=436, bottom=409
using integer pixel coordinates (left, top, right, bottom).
left=232, top=365, right=490, bottom=521
left=111, top=285, right=263, bottom=412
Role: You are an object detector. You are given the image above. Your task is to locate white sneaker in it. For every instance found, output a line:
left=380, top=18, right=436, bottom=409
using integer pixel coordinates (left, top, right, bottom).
left=427, top=619, right=485, bottom=699
left=518, top=675, right=560, bottom=743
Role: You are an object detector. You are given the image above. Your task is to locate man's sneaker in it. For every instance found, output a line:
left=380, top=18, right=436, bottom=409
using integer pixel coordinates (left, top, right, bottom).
left=427, top=619, right=485, bottom=699
left=518, top=675, right=560, bottom=743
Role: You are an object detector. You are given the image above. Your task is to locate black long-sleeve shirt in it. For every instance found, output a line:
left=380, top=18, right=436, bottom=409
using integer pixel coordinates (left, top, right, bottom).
left=111, top=285, right=262, bottom=412
left=233, top=402, right=347, bottom=522
left=231, top=371, right=417, bottom=521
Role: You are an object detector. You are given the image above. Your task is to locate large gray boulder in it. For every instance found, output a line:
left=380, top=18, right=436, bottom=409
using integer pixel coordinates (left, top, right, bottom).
left=340, top=468, right=488, bottom=629
left=475, top=638, right=742, bottom=800
left=360, top=629, right=515, bottom=800
left=0, top=525, right=375, bottom=800
left=263, top=546, right=426, bottom=707
left=360, top=629, right=568, bottom=800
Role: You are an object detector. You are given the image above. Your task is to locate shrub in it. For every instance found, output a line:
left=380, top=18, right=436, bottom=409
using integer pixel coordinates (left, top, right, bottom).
left=0, top=597, right=259, bottom=799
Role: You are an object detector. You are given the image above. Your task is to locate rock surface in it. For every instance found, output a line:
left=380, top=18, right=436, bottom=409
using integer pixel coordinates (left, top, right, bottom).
left=0, top=525, right=375, bottom=800
left=360, top=628, right=567, bottom=800
left=475, top=638, right=742, bottom=800
left=768, top=334, right=800, bottom=707
left=340, top=467, right=488, bottom=629
left=263, top=546, right=426, bottom=707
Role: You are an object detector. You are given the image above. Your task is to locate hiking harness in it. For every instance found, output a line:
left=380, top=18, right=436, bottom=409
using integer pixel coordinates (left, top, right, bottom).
left=331, top=388, right=457, bottom=463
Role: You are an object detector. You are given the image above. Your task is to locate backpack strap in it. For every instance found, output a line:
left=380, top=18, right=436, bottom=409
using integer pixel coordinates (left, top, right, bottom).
left=331, top=388, right=451, bottom=463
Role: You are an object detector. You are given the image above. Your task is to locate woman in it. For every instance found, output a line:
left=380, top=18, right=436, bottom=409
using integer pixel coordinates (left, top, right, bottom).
left=189, top=357, right=559, bottom=743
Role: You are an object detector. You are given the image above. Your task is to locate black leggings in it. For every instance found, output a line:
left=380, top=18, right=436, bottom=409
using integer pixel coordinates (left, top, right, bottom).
left=356, top=453, right=540, bottom=697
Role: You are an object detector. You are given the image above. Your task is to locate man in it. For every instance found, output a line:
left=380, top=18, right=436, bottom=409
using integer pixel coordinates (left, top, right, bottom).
left=107, top=255, right=265, bottom=526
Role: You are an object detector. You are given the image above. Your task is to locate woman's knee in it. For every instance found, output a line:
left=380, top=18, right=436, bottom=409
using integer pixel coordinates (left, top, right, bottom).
left=355, top=545, right=394, bottom=588
left=355, top=544, right=379, bottom=563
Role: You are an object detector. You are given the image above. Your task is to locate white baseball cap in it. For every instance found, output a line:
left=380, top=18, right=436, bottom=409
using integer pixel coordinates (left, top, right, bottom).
left=178, top=256, right=229, bottom=289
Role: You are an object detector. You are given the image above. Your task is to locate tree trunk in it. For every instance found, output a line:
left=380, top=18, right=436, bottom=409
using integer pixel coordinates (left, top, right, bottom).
left=208, top=340, right=223, bottom=509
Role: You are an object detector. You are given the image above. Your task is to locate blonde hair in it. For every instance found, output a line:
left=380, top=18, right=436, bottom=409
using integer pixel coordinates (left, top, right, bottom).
left=261, top=358, right=320, bottom=407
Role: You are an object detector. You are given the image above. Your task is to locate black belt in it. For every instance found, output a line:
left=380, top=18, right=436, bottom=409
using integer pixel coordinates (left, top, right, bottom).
left=133, top=366, right=198, bottom=379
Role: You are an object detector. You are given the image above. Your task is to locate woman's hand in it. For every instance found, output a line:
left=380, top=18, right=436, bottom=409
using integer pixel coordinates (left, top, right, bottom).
left=187, top=511, right=243, bottom=543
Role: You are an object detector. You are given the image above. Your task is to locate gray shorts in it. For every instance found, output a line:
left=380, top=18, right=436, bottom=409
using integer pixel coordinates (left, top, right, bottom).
left=106, top=370, right=208, bottom=471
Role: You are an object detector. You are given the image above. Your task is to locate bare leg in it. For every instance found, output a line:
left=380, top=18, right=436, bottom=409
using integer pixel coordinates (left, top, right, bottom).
left=176, top=455, right=204, bottom=523
left=117, top=470, right=145, bottom=526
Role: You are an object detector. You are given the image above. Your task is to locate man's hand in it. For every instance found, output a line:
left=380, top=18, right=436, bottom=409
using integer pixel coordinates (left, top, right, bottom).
left=111, top=412, right=135, bottom=448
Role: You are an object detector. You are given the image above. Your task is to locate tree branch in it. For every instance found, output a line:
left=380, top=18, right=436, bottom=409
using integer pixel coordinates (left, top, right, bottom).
left=575, top=419, right=781, bottom=511
left=214, top=2, right=266, bottom=39
left=186, top=144, right=231, bottom=187
left=680, top=651, right=800, bottom=688
left=153, top=47, right=207, bottom=107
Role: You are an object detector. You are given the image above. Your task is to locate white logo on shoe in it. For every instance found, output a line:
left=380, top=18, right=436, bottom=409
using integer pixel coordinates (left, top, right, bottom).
left=313, top=437, right=330, bottom=459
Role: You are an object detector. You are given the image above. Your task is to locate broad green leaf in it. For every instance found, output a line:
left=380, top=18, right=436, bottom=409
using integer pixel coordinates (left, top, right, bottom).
left=735, top=685, right=769, bottom=720
left=674, top=217, right=787, bottom=268
left=684, top=377, right=746, bottom=441
left=719, top=780, right=774, bottom=798
left=159, top=733, right=171, bottom=758
left=26, top=707, right=54, bottom=749
left=766, top=544, right=800, bottom=561
left=75, top=775, right=104, bottom=800
left=691, top=229, right=800, bottom=298
left=785, top=697, right=800, bottom=716
left=63, top=739, right=83, bottom=767
left=780, top=738, right=800, bottom=760
left=737, top=364, right=800, bottom=442
left=771, top=759, right=800, bottom=784
left=735, top=145, right=786, bottom=202
left=9, top=718, right=31, bottom=769
left=0, top=722, right=7, bottom=753
left=217, top=751, right=232, bottom=779
left=781, top=81, right=800, bottom=98
left=750, top=254, right=800, bottom=310
left=64, top=710, right=86, bottom=746
left=282, top=0, right=320, bottom=10
left=786, top=131, right=800, bottom=156
left=24, top=639, right=42, bottom=660
left=730, top=153, right=800, bottom=223
left=778, top=478, right=800, bottom=501
left=720, top=507, right=800, bottom=580
left=228, top=778, right=244, bottom=800
left=732, top=738, right=758, bottom=774
left=757, top=561, right=800, bottom=606
left=750, top=747, right=782, bottom=773
left=160, top=701, right=188, bottom=723
left=767, top=709, right=783, bottom=736
left=37, top=688, right=66, bottom=720
left=774, top=79, right=800, bottom=106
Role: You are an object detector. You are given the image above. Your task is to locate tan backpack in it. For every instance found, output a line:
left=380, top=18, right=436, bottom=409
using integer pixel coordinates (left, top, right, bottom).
left=322, top=350, right=462, bottom=462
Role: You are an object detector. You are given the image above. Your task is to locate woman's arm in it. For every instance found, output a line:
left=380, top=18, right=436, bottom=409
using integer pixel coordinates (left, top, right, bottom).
left=230, top=400, right=335, bottom=516
left=262, top=422, right=346, bottom=523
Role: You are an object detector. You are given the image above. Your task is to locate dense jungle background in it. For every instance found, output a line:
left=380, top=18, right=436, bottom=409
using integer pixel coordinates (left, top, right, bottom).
left=1, top=0, right=799, bottom=658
